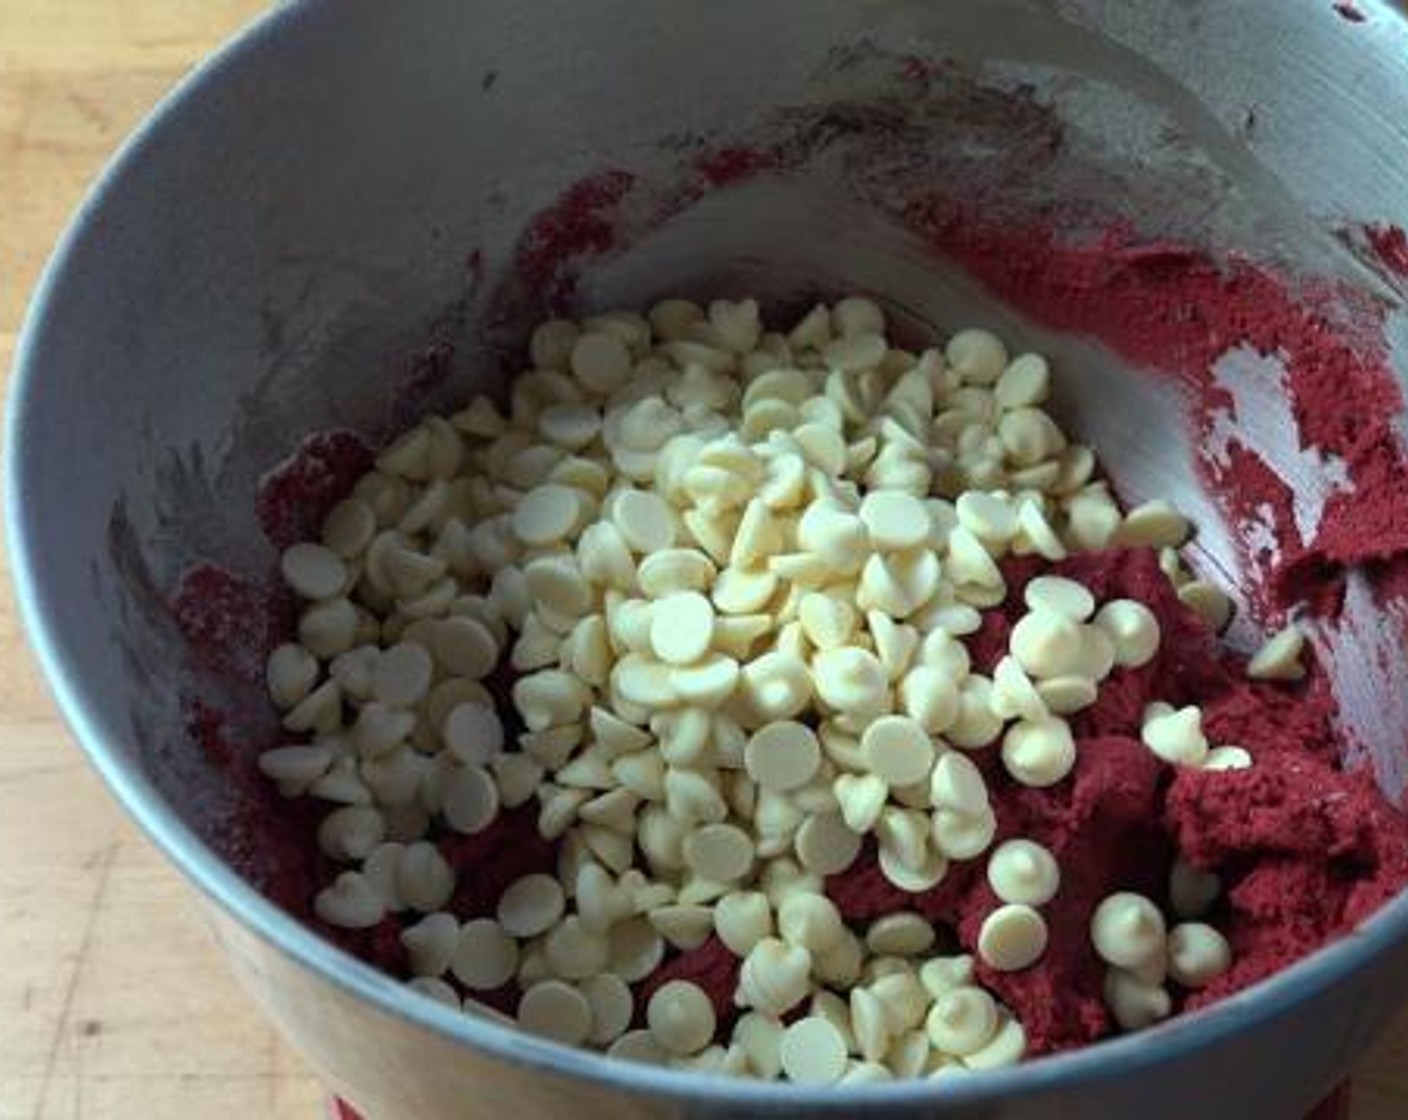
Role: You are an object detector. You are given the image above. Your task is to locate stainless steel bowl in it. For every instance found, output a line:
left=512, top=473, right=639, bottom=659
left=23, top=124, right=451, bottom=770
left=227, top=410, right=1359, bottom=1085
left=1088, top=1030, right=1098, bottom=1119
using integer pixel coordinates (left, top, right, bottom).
left=10, top=1, right=1408, bottom=1116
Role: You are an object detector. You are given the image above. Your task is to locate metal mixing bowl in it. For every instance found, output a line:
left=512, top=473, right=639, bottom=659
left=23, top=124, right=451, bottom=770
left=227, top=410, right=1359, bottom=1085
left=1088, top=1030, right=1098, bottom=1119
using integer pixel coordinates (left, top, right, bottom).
left=10, top=1, right=1408, bottom=1116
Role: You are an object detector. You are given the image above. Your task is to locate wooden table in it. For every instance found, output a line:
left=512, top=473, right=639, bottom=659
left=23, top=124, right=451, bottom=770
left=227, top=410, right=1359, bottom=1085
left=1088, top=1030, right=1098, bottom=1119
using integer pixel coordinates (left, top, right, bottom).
left=0, top=2, right=1405, bottom=1117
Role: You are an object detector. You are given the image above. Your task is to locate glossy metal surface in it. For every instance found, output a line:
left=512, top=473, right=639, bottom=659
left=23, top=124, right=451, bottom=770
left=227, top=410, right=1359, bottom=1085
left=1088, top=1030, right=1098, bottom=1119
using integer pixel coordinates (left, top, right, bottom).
left=9, top=1, right=1408, bottom=1116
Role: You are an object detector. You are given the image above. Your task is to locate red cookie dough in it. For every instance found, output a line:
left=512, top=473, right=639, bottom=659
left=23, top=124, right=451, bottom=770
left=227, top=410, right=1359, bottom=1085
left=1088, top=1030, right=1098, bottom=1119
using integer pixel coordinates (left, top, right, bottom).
left=829, top=548, right=1408, bottom=1054
left=186, top=543, right=1408, bottom=1057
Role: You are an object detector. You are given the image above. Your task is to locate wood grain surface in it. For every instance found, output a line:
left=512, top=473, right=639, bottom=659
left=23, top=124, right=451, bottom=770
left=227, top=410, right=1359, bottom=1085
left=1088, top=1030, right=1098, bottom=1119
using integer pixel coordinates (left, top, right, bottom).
left=0, top=2, right=1404, bottom=1117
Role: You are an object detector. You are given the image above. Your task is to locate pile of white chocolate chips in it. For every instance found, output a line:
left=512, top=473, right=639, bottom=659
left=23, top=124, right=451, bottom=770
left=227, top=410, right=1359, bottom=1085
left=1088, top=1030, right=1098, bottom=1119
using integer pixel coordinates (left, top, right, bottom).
left=258, top=298, right=1308, bottom=1084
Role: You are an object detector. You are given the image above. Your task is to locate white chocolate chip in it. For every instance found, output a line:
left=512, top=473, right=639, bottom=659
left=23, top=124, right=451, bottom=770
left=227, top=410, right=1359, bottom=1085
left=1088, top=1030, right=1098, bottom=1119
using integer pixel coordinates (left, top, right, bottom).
left=741, top=651, right=814, bottom=722
left=745, top=720, right=822, bottom=792
left=607, top=1028, right=670, bottom=1065
left=919, top=955, right=976, bottom=1000
left=732, top=1011, right=785, bottom=1080
left=848, top=987, right=894, bottom=1063
left=401, top=911, right=458, bottom=977
left=977, top=904, right=1048, bottom=971
left=442, top=763, right=500, bottom=834
left=282, top=542, right=348, bottom=600
left=266, top=643, right=320, bottom=709
left=683, top=823, right=756, bottom=882
left=929, top=751, right=988, bottom=813
left=738, top=938, right=813, bottom=1016
left=812, top=647, right=889, bottom=716
left=572, top=332, right=632, bottom=394
left=1001, top=718, right=1076, bottom=788
left=990, top=655, right=1048, bottom=722
left=647, top=979, right=716, bottom=1057
left=397, top=842, right=455, bottom=913
left=1141, top=704, right=1209, bottom=767
left=833, top=296, right=886, bottom=338
left=407, top=976, right=460, bottom=1008
left=963, top=1013, right=1027, bottom=1069
left=1065, top=487, right=1121, bottom=551
left=886, top=1029, right=933, bottom=1079
left=614, top=489, right=677, bottom=554
left=777, top=892, right=845, bottom=954
left=860, top=715, right=936, bottom=787
left=1199, top=742, right=1251, bottom=772
left=877, top=843, right=947, bottom=893
left=926, top=987, right=999, bottom=1056
left=608, top=918, right=665, bottom=983
left=497, top=874, right=566, bottom=938
left=318, top=806, right=385, bottom=861
left=842, top=1060, right=895, bottom=1085
left=946, top=329, right=1008, bottom=386
left=638, top=548, right=715, bottom=598
left=859, top=490, right=930, bottom=552
left=432, top=616, right=500, bottom=679
left=865, top=913, right=936, bottom=957
left=519, top=979, right=593, bottom=1044
left=1116, top=499, right=1191, bottom=549
left=956, top=491, right=1018, bottom=545
left=714, top=891, right=773, bottom=957
left=994, top=353, right=1050, bottom=409
left=322, top=498, right=377, bottom=558
left=314, top=871, right=385, bottom=929
left=1247, top=624, right=1306, bottom=681
left=823, top=332, right=887, bottom=374
left=1010, top=610, right=1085, bottom=679
left=1094, top=599, right=1161, bottom=668
left=1178, top=580, right=1233, bottom=631
left=649, top=590, right=715, bottom=666
left=451, top=919, right=519, bottom=990
left=545, top=915, right=610, bottom=979
left=986, top=839, right=1061, bottom=906
left=1166, top=922, right=1232, bottom=988
left=370, top=642, right=433, bottom=708
left=795, top=812, right=863, bottom=876
left=1023, top=576, right=1095, bottom=621
left=298, top=598, right=358, bottom=659
left=649, top=904, right=715, bottom=951
left=1103, top=969, right=1171, bottom=1032
left=834, top=772, right=889, bottom=834
left=898, top=665, right=960, bottom=736
left=1091, top=892, right=1167, bottom=970
left=1035, top=674, right=1098, bottom=715
left=512, top=484, right=588, bottom=546
left=258, top=744, right=334, bottom=795
left=579, top=973, right=634, bottom=1046
left=779, top=1016, right=848, bottom=1084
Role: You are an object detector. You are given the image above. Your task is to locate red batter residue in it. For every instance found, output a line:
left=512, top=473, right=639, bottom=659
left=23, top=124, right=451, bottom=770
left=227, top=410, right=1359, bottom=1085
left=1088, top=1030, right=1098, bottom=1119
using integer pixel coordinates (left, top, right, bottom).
left=510, top=169, right=636, bottom=312
left=170, top=563, right=290, bottom=681
left=694, top=147, right=778, bottom=189
left=1366, top=224, right=1408, bottom=281
left=898, top=205, right=1408, bottom=619
left=185, top=696, right=237, bottom=768
left=255, top=429, right=373, bottom=551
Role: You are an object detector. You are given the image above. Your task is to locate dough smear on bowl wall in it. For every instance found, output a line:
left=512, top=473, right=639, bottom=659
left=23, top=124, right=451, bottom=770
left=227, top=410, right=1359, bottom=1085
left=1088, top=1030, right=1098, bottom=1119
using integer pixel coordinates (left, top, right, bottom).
left=9, top=2, right=1408, bottom=1117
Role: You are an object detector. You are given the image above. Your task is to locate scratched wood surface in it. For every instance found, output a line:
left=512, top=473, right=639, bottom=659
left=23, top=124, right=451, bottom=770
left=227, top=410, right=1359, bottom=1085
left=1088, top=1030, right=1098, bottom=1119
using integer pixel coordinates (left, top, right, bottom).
left=0, top=6, right=325, bottom=1117
left=0, top=2, right=1405, bottom=1118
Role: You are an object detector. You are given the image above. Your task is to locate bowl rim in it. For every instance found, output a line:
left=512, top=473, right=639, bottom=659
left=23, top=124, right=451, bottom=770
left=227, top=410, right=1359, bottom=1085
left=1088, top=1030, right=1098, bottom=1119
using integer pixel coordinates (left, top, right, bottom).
left=8, top=0, right=1408, bottom=1109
